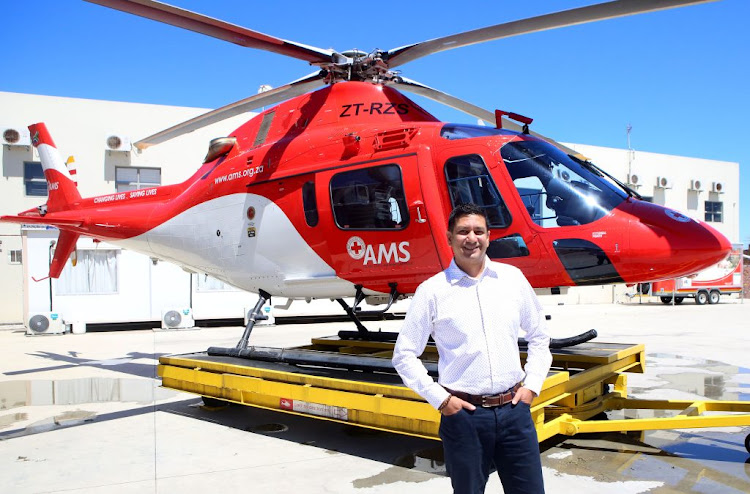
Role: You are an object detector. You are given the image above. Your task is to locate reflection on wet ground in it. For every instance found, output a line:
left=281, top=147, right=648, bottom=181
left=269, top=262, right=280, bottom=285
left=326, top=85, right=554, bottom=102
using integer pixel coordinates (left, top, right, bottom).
left=0, top=377, right=161, bottom=410
left=541, top=353, right=750, bottom=493
left=640, top=353, right=750, bottom=402
left=0, top=377, right=178, bottom=438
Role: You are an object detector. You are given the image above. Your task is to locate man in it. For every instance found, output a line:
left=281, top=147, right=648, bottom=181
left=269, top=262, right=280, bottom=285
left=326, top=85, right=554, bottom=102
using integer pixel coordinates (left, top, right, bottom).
left=392, top=203, right=551, bottom=494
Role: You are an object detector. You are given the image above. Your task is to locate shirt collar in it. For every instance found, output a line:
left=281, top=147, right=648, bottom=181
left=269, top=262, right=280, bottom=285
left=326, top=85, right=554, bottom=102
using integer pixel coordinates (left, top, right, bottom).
left=446, top=257, right=498, bottom=284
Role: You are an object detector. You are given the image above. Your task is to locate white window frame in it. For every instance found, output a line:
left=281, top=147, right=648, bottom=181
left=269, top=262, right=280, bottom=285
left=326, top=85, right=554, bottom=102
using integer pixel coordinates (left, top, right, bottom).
left=9, top=250, right=22, bottom=264
left=115, top=166, right=161, bottom=192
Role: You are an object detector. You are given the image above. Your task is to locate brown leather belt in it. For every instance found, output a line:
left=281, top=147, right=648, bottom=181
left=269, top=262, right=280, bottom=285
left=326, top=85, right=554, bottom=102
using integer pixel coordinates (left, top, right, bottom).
left=445, top=383, right=521, bottom=408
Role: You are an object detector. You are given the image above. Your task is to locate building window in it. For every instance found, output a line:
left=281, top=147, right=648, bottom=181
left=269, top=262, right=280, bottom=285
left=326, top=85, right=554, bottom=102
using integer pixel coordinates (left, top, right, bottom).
left=56, top=250, right=118, bottom=295
left=24, top=161, right=47, bottom=196
left=704, top=201, right=723, bottom=223
left=330, top=164, right=408, bottom=230
left=9, top=250, right=22, bottom=264
left=115, top=166, right=161, bottom=192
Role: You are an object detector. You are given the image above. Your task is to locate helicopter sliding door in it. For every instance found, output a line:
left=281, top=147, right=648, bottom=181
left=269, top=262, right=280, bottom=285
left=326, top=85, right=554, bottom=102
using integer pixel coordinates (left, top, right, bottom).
left=320, top=154, right=442, bottom=296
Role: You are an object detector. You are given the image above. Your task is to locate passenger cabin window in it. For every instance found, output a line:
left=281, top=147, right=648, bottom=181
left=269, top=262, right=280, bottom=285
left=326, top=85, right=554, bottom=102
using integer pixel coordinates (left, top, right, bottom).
left=445, top=154, right=511, bottom=228
left=330, top=164, right=408, bottom=230
left=302, top=181, right=319, bottom=227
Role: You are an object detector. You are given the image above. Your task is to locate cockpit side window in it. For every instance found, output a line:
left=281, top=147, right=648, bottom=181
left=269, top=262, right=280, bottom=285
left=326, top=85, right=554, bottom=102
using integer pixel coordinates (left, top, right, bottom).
left=444, top=154, right=511, bottom=228
left=502, top=140, right=625, bottom=228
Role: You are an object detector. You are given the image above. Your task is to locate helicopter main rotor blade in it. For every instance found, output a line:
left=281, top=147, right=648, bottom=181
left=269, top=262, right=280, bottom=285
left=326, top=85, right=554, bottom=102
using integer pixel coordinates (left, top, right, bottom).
left=85, top=0, right=336, bottom=64
left=135, top=71, right=327, bottom=149
left=387, top=0, right=717, bottom=67
left=393, top=77, right=580, bottom=156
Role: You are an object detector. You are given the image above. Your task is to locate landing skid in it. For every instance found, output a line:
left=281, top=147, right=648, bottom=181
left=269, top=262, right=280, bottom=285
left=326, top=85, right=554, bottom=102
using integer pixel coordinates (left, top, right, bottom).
left=335, top=283, right=400, bottom=339
left=208, top=289, right=271, bottom=358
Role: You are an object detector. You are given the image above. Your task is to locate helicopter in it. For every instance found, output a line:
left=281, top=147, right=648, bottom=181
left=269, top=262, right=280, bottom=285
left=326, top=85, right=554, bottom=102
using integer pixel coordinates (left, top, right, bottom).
left=1, top=0, right=731, bottom=338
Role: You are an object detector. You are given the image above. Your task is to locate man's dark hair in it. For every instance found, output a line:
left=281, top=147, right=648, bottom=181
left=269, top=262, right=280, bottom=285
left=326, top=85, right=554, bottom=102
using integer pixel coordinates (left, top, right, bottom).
left=447, top=203, right=488, bottom=232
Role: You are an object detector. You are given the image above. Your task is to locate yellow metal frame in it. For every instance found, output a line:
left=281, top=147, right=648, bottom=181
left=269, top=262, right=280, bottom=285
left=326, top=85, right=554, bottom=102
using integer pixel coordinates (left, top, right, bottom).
left=157, top=338, right=750, bottom=444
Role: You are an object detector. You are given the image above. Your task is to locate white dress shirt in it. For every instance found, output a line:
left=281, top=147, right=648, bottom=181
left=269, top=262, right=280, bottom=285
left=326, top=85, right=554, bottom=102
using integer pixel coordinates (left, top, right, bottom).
left=392, top=258, right=552, bottom=409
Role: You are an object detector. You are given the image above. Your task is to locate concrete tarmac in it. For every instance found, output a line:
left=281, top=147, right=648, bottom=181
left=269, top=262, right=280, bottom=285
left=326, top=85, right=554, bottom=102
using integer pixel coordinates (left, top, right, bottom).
left=1, top=299, right=749, bottom=493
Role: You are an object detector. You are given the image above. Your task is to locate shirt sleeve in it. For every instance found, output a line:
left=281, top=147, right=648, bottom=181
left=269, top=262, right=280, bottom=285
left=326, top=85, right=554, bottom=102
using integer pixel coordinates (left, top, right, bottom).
left=518, top=274, right=552, bottom=396
left=392, top=284, right=451, bottom=409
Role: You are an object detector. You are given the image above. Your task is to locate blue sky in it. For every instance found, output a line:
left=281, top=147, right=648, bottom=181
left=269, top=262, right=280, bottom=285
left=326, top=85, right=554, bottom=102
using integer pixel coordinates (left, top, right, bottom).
left=3, top=0, right=748, bottom=246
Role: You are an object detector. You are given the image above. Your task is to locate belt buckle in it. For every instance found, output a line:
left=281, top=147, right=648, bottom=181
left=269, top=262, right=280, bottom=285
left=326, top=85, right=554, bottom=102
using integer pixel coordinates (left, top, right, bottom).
left=481, top=395, right=493, bottom=408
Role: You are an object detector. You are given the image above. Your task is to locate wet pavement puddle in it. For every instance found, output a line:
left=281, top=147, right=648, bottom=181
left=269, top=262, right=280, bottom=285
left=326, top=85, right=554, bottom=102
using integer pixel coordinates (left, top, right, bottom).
left=542, top=353, right=750, bottom=493
left=0, top=377, right=178, bottom=438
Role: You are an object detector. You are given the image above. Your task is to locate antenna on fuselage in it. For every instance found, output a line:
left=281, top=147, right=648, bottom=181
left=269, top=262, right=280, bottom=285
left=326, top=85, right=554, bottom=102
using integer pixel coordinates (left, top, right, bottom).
left=258, top=84, right=273, bottom=111
left=626, top=123, right=634, bottom=181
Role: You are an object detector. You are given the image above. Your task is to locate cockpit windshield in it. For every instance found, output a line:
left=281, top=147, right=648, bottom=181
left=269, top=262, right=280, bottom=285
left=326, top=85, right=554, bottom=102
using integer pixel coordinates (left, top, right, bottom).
left=501, top=139, right=627, bottom=228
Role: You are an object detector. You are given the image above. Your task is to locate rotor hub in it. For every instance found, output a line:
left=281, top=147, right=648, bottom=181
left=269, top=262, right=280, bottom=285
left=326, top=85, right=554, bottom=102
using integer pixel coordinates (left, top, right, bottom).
left=318, top=49, right=396, bottom=84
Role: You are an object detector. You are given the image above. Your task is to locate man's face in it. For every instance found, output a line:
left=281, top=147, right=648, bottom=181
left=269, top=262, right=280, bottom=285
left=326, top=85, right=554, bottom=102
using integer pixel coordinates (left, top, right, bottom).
left=447, top=214, right=489, bottom=270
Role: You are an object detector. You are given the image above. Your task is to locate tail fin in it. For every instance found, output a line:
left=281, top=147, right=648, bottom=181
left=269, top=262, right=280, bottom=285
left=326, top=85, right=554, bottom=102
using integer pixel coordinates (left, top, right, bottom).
left=29, top=123, right=82, bottom=213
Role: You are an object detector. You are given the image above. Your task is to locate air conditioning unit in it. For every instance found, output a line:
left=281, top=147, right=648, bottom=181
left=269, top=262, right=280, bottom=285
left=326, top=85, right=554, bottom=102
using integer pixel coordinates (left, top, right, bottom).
left=105, top=133, right=131, bottom=153
left=711, top=182, right=725, bottom=193
left=1, top=126, right=32, bottom=147
left=161, top=308, right=195, bottom=329
left=689, top=179, right=703, bottom=191
left=626, top=174, right=641, bottom=187
left=655, top=176, right=673, bottom=189
left=26, top=312, right=66, bottom=336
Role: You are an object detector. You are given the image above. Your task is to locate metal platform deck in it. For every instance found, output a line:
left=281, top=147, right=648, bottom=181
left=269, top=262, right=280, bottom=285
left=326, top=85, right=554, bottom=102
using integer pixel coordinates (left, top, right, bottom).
left=158, top=337, right=750, bottom=450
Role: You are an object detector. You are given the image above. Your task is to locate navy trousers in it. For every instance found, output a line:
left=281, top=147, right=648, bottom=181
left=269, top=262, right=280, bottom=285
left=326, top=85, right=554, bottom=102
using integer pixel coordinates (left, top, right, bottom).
left=438, top=402, right=545, bottom=494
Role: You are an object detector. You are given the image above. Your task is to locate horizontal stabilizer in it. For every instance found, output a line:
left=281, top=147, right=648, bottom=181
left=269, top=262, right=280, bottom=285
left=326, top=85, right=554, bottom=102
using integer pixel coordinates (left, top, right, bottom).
left=0, top=215, right=83, bottom=228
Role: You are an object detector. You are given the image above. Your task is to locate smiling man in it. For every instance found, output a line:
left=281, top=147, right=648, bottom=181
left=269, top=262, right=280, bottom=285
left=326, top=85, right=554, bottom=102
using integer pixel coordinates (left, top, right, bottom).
left=392, top=203, right=551, bottom=494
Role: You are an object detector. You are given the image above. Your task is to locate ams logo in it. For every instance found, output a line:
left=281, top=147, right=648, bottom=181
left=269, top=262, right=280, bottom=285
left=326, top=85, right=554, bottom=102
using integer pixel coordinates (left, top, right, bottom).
left=346, top=236, right=410, bottom=266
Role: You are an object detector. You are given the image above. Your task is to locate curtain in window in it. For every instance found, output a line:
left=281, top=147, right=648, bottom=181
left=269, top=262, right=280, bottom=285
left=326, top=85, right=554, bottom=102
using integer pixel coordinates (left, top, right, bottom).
left=56, top=250, right=118, bottom=295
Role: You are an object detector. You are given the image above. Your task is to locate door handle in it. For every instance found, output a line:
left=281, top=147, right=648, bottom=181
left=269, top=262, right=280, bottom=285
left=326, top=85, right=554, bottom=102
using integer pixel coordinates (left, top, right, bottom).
left=413, top=201, right=427, bottom=224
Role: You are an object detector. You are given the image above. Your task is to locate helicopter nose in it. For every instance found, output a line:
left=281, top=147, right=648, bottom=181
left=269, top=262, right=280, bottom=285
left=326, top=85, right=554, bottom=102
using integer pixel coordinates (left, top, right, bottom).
left=619, top=199, right=732, bottom=282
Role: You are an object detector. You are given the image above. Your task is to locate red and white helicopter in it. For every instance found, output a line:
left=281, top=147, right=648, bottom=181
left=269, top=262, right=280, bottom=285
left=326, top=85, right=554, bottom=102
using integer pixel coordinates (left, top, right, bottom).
left=1, top=0, right=730, bottom=340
